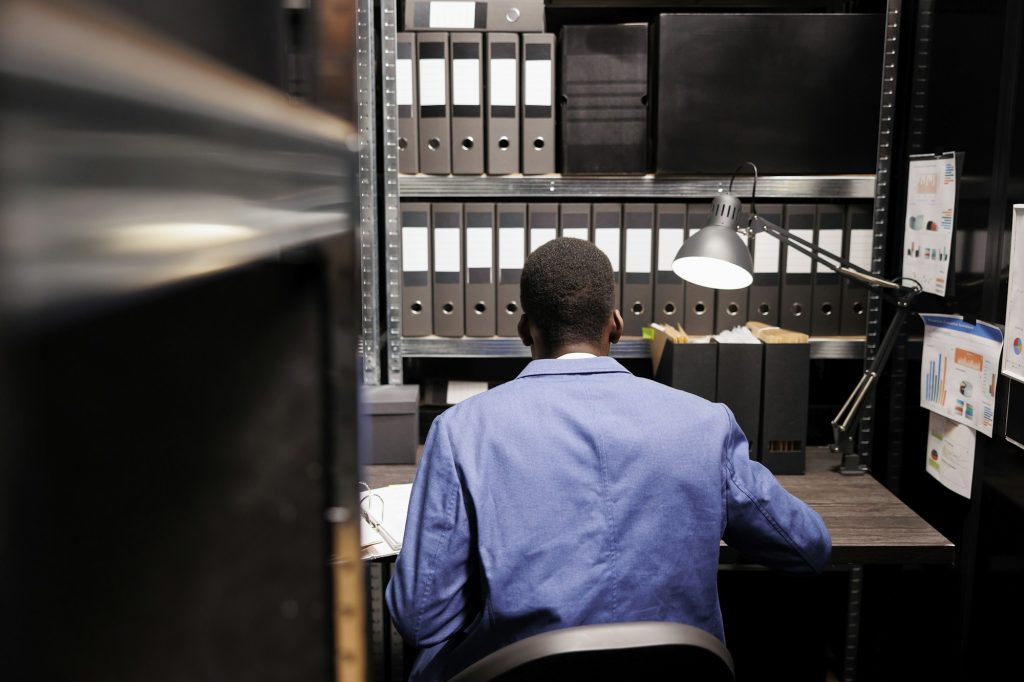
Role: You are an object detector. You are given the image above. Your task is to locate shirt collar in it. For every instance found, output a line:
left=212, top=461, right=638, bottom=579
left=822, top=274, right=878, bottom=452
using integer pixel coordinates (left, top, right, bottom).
left=556, top=352, right=597, bottom=360
left=516, top=355, right=632, bottom=379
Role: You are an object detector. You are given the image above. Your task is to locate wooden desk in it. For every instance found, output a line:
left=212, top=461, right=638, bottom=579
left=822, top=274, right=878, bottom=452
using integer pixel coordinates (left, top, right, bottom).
left=361, top=448, right=953, bottom=682
left=363, top=448, right=953, bottom=566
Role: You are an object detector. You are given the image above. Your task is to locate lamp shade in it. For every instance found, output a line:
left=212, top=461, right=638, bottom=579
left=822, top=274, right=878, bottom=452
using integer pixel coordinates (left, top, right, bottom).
left=672, top=224, right=754, bottom=290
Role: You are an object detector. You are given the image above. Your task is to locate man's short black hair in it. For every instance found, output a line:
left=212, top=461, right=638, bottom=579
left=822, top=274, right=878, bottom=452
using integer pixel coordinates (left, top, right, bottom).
left=520, top=237, right=615, bottom=347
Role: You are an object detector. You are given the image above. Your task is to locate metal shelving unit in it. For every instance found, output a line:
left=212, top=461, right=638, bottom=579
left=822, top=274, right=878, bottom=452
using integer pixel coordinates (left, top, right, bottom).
left=397, top=174, right=877, bottom=199
left=399, top=336, right=866, bottom=359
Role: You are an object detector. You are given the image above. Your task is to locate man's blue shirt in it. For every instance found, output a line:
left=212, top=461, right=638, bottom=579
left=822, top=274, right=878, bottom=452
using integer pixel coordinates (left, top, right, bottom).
left=385, top=356, right=831, bottom=680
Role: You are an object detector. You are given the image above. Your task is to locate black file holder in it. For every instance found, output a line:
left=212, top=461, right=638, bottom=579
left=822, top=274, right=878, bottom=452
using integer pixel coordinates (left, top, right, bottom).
left=759, top=343, right=810, bottom=474
left=714, top=341, right=763, bottom=459
left=654, top=342, right=717, bottom=403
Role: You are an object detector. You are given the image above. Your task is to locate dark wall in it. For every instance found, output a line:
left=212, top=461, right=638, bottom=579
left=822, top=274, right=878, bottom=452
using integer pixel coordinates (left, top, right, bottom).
left=884, top=2, right=1024, bottom=679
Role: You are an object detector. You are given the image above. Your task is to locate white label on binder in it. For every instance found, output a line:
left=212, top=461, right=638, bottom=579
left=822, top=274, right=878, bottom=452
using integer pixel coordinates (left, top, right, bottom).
left=466, top=227, right=492, bottom=268
left=562, top=228, right=589, bottom=240
left=849, top=229, right=874, bottom=270
left=452, top=58, right=480, bottom=106
left=657, top=229, right=684, bottom=272
left=429, top=1, right=476, bottom=28
left=524, top=60, right=552, bottom=107
left=595, top=228, right=621, bottom=272
left=490, top=59, right=517, bottom=106
left=786, top=229, right=814, bottom=274
left=530, top=228, right=556, bottom=252
left=402, top=227, right=429, bottom=272
left=498, top=227, right=525, bottom=269
left=434, top=228, right=460, bottom=272
left=817, top=229, right=844, bottom=268
left=397, top=58, right=414, bottom=106
left=753, top=233, right=780, bottom=273
left=419, top=58, right=446, bottom=107
left=625, top=229, right=652, bottom=273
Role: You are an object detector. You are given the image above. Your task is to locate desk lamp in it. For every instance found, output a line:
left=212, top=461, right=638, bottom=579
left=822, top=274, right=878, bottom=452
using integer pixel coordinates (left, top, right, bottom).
left=673, top=162, right=921, bottom=475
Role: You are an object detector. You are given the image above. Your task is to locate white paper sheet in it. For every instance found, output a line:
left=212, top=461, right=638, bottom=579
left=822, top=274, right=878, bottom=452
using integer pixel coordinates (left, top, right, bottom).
left=919, top=313, right=1003, bottom=436
left=1002, top=205, right=1024, bottom=382
left=446, top=380, right=488, bottom=404
left=902, top=154, right=958, bottom=295
left=925, top=412, right=976, bottom=499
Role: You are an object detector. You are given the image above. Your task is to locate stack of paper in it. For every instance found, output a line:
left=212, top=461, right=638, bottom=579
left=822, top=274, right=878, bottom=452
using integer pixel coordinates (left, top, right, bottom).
left=360, top=483, right=413, bottom=559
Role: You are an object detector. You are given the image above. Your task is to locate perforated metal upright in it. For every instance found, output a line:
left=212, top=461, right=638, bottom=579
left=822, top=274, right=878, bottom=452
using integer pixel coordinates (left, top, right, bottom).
left=357, top=0, right=381, bottom=385
left=380, top=0, right=405, bottom=385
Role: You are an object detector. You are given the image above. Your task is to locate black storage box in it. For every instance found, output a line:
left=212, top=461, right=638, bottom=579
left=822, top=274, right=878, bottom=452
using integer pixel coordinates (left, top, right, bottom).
left=715, top=340, right=764, bottom=459
left=655, top=13, right=884, bottom=175
left=654, top=340, right=717, bottom=402
left=361, top=384, right=420, bottom=464
left=759, top=343, right=810, bottom=474
left=560, top=24, right=650, bottom=175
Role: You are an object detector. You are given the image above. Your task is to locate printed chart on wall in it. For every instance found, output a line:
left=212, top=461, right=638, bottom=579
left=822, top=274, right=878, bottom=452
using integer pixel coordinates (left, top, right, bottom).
left=925, top=411, right=976, bottom=498
left=1002, top=205, right=1024, bottom=382
left=920, top=313, right=1003, bottom=436
left=902, top=152, right=960, bottom=296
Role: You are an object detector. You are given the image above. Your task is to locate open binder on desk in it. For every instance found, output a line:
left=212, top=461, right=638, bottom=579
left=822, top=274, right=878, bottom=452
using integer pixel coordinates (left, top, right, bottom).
left=360, top=483, right=413, bottom=559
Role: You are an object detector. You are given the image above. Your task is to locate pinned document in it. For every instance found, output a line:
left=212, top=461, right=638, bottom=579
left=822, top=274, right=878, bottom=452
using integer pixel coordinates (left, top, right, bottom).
left=925, top=412, right=976, bottom=499
left=919, top=313, right=1002, bottom=436
left=903, top=152, right=961, bottom=296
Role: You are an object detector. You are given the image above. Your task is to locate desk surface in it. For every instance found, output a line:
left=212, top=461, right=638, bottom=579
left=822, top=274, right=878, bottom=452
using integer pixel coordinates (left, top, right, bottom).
left=363, top=448, right=954, bottom=566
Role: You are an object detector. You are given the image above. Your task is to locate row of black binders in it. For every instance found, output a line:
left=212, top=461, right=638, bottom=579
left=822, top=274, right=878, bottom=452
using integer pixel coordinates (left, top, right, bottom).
left=400, top=202, right=875, bottom=339
left=396, top=25, right=555, bottom=175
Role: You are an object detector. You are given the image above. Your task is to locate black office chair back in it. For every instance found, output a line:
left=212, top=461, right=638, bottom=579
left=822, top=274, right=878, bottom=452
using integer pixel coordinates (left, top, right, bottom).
left=449, top=621, right=735, bottom=682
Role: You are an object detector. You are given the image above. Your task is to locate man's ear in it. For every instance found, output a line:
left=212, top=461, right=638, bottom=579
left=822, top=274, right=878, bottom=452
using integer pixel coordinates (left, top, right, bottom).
left=609, top=309, right=624, bottom=345
left=517, top=313, right=533, bottom=347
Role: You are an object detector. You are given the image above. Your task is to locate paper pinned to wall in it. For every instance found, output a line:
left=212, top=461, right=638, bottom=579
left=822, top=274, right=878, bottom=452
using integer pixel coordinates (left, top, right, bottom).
left=925, top=412, right=976, bottom=498
left=919, top=313, right=1003, bottom=436
left=902, top=152, right=960, bottom=296
left=1002, top=205, right=1024, bottom=382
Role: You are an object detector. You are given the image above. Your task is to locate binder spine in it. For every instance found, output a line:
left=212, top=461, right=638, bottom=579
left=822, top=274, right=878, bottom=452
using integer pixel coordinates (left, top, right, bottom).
left=521, top=34, right=556, bottom=175
left=417, top=33, right=452, bottom=175
left=654, top=203, right=686, bottom=326
left=486, top=34, right=520, bottom=175
left=811, top=204, right=845, bottom=336
left=841, top=204, right=873, bottom=336
left=748, top=204, right=783, bottom=327
left=432, top=202, right=464, bottom=336
left=623, top=203, right=654, bottom=336
left=496, top=202, right=526, bottom=336
left=780, top=204, right=815, bottom=334
left=592, top=203, right=623, bottom=315
left=400, top=202, right=433, bottom=337
left=684, top=204, right=715, bottom=335
left=559, top=203, right=591, bottom=241
left=450, top=33, right=484, bottom=174
left=396, top=33, right=419, bottom=174
left=528, top=203, right=558, bottom=253
left=404, top=0, right=545, bottom=33
left=464, top=202, right=496, bottom=337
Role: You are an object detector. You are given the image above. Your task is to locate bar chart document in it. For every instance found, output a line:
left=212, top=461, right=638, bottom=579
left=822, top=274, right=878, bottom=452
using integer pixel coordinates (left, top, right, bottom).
left=902, top=152, right=959, bottom=296
left=920, top=313, right=1003, bottom=437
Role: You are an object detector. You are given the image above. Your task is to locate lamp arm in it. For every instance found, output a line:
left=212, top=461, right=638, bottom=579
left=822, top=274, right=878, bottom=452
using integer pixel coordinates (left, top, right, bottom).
left=830, top=287, right=919, bottom=474
left=748, top=215, right=901, bottom=290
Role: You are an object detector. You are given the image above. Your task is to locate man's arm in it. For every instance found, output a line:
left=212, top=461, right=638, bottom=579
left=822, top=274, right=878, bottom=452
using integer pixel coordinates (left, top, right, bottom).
left=385, top=415, right=477, bottom=647
left=719, top=405, right=832, bottom=573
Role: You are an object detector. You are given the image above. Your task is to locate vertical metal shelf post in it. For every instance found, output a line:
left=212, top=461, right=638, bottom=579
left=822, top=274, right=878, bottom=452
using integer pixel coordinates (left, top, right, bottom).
left=858, top=0, right=904, bottom=475
left=381, top=0, right=404, bottom=385
left=841, top=4, right=904, bottom=682
left=356, top=0, right=381, bottom=385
